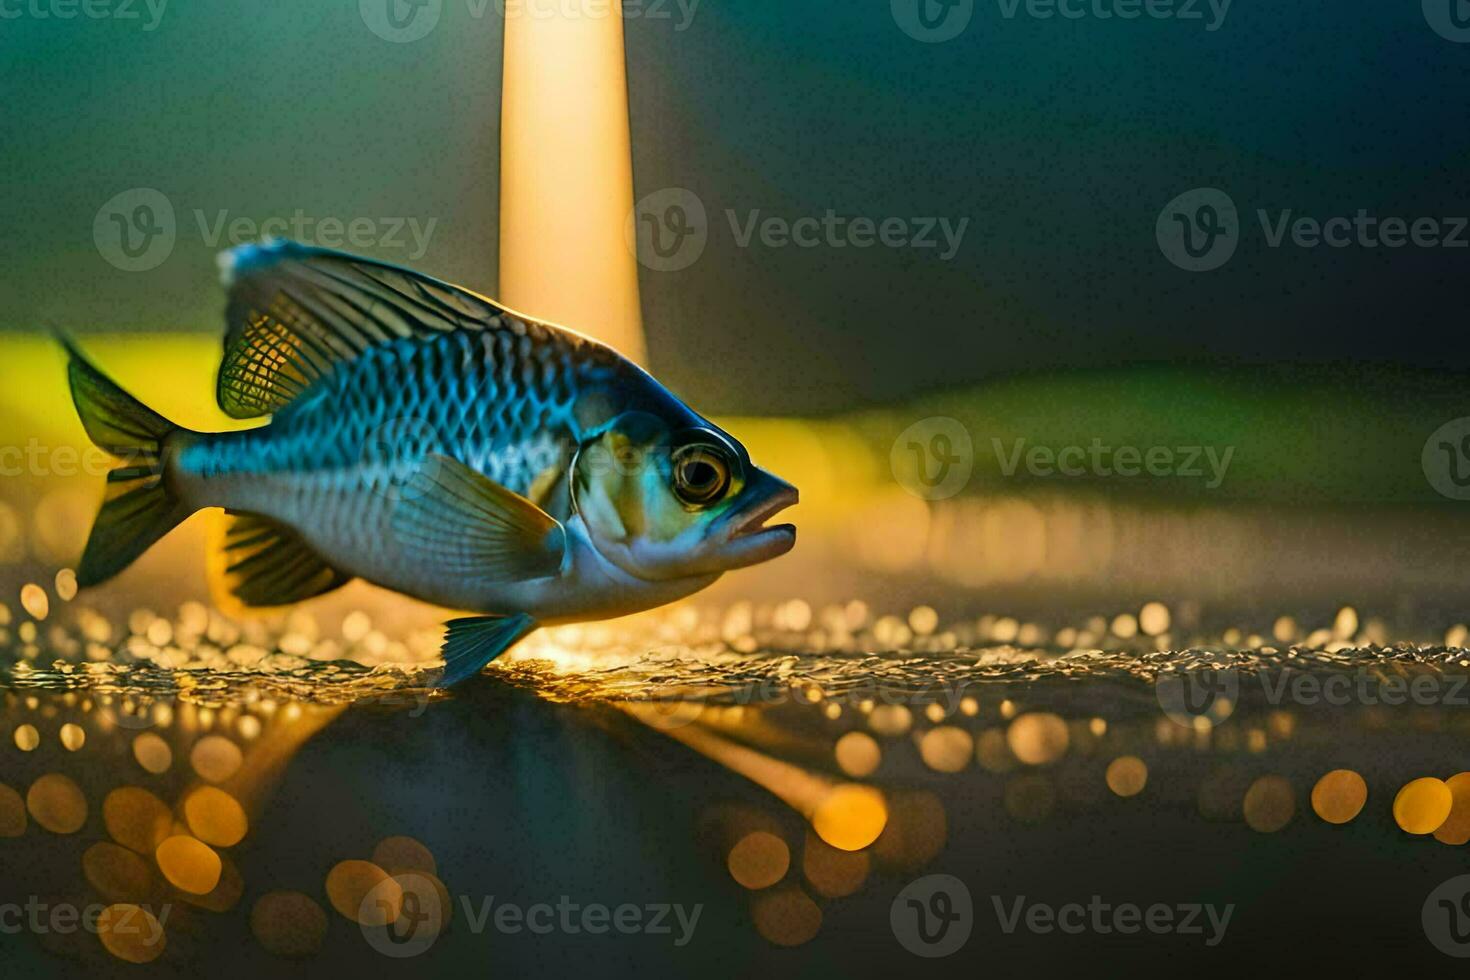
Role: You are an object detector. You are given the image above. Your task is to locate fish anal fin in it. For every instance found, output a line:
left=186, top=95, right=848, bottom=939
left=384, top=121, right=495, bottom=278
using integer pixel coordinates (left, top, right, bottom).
left=391, top=454, right=567, bottom=583
left=435, top=613, right=536, bottom=687
left=210, top=510, right=353, bottom=609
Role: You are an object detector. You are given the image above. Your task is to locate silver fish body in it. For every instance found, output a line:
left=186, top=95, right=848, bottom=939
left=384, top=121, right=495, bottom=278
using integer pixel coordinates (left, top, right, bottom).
left=62, top=240, right=797, bottom=683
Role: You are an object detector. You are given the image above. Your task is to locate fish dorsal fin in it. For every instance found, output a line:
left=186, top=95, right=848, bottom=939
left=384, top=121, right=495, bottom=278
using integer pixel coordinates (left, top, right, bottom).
left=212, top=510, right=354, bottom=608
left=392, top=454, right=567, bottom=583
left=215, top=239, right=523, bottom=419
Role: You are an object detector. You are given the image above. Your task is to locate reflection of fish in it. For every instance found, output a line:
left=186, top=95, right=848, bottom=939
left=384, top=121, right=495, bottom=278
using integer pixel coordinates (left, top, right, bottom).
left=60, top=240, right=797, bottom=684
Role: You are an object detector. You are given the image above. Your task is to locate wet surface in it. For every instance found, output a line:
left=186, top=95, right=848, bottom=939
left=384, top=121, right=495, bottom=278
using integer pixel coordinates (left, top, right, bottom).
left=7, top=593, right=1470, bottom=976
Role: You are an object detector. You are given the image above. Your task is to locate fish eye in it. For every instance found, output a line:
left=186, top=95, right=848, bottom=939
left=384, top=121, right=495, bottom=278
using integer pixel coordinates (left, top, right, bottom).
left=671, top=444, right=732, bottom=506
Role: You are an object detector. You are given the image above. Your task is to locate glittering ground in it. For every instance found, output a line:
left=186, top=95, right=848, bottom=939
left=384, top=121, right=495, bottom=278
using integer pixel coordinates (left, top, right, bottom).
left=8, top=584, right=1470, bottom=974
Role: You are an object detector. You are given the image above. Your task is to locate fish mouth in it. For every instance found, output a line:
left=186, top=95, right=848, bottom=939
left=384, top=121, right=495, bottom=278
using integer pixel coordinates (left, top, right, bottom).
left=718, top=481, right=798, bottom=567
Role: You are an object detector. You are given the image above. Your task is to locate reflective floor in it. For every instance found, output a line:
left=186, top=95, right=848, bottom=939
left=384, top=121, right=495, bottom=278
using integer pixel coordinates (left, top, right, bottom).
left=6, top=590, right=1470, bottom=976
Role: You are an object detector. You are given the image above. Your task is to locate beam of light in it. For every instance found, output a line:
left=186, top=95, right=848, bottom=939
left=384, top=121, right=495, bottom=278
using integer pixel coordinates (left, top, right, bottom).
left=621, top=704, right=887, bottom=851
left=499, top=0, right=645, bottom=363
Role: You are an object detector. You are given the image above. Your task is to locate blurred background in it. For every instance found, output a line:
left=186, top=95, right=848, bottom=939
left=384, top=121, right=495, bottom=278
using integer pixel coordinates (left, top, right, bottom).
left=6, top=3, right=1470, bottom=976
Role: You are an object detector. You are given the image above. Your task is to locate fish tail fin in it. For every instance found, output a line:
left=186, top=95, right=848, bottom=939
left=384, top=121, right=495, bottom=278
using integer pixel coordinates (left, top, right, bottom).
left=57, top=332, right=196, bottom=588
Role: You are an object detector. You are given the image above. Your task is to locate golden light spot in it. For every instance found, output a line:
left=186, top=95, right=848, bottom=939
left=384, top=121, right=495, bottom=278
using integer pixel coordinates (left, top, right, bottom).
left=811, top=784, right=887, bottom=851
left=959, top=697, right=978, bottom=716
left=919, top=726, right=973, bottom=773
left=83, top=842, right=156, bottom=902
left=182, top=854, right=244, bottom=913
left=26, top=773, right=87, bottom=833
left=19, top=583, right=48, bottom=621
left=373, top=835, right=437, bottom=876
left=156, top=835, right=223, bottom=895
left=751, top=885, right=822, bottom=947
left=834, top=731, right=881, bottom=777
left=727, top=831, right=790, bottom=889
left=0, top=783, right=27, bottom=837
left=871, top=790, right=947, bottom=870
left=97, top=904, right=166, bottom=964
left=251, top=891, right=327, bottom=958
left=923, top=703, right=945, bottom=723
left=237, top=716, right=262, bottom=740
left=975, top=728, right=1016, bottom=773
left=183, top=787, right=248, bottom=847
left=1310, top=769, right=1367, bottom=825
left=13, top=724, right=39, bottom=751
left=1243, top=775, right=1295, bottom=833
left=1394, top=777, right=1453, bottom=835
left=103, top=787, right=173, bottom=853
left=908, top=605, right=939, bottom=635
left=59, top=723, right=85, bottom=751
left=1105, top=756, right=1148, bottom=797
left=868, top=704, right=912, bottom=737
left=1333, top=606, right=1358, bottom=639
left=132, top=732, right=172, bottom=774
left=342, top=611, right=372, bottom=643
left=54, top=568, right=78, bottom=601
left=1435, top=773, right=1470, bottom=845
left=1111, top=613, right=1138, bottom=639
left=189, top=736, right=243, bottom=783
left=802, top=831, right=869, bottom=898
left=1006, top=712, right=1069, bottom=765
left=1139, top=602, right=1170, bottom=636
left=326, top=860, right=401, bottom=925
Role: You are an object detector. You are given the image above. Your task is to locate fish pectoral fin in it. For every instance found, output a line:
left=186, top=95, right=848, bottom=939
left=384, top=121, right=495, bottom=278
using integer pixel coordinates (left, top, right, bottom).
left=391, top=454, right=567, bottom=582
left=211, top=511, right=354, bottom=609
left=436, top=613, right=537, bottom=687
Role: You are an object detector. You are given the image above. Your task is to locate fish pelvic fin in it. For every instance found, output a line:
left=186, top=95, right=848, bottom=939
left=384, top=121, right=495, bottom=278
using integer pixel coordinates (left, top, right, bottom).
left=208, top=511, right=354, bottom=611
left=58, top=332, right=197, bottom=588
left=435, top=613, right=537, bottom=687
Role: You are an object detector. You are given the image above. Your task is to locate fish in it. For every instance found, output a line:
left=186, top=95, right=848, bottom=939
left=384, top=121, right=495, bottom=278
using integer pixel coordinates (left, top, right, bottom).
left=59, top=239, right=798, bottom=685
